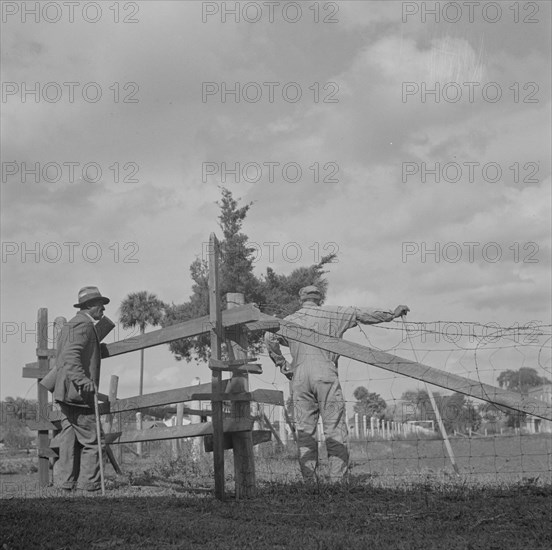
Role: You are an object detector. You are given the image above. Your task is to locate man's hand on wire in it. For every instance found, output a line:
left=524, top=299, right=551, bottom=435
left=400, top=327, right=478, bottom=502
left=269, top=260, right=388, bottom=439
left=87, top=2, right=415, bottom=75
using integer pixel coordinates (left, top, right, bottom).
left=393, top=305, right=410, bottom=319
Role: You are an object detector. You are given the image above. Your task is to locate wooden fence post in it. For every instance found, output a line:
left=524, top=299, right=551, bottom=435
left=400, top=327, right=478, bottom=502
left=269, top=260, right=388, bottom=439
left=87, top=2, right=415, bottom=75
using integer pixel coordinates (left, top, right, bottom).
left=136, top=413, right=142, bottom=456
left=279, top=406, right=287, bottom=443
left=36, top=308, right=50, bottom=487
left=105, top=375, right=122, bottom=473
left=108, top=375, right=119, bottom=432
left=49, top=316, right=65, bottom=480
left=226, top=292, right=256, bottom=499
left=209, top=233, right=225, bottom=501
left=175, top=402, right=185, bottom=456
left=190, top=377, right=202, bottom=461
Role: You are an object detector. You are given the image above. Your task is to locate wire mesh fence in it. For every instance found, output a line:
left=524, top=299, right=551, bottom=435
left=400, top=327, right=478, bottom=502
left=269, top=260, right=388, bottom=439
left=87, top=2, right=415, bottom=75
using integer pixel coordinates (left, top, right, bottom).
left=248, top=314, right=551, bottom=485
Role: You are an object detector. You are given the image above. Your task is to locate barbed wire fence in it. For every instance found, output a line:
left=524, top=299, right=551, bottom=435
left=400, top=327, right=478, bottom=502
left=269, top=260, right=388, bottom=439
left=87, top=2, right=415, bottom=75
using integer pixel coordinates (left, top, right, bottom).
left=249, top=306, right=552, bottom=485
left=7, top=311, right=550, bottom=488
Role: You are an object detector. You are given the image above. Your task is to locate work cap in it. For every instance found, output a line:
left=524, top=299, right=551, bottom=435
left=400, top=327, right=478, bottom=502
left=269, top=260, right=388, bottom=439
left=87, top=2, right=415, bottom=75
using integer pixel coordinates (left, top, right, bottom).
left=299, top=285, right=322, bottom=300
left=73, top=286, right=110, bottom=308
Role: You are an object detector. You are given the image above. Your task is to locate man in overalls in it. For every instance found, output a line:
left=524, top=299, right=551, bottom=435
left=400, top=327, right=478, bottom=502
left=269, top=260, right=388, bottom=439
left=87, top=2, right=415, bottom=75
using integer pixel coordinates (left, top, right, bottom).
left=265, top=285, right=409, bottom=481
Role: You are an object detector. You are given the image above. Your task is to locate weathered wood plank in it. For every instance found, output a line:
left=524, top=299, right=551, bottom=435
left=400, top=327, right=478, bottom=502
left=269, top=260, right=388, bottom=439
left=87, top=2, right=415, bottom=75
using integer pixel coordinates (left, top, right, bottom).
left=107, top=374, right=121, bottom=468
left=51, top=430, right=132, bottom=472
left=252, top=430, right=272, bottom=447
left=209, top=357, right=263, bottom=374
left=101, top=304, right=259, bottom=358
left=22, top=366, right=51, bottom=379
left=251, top=389, right=284, bottom=406
left=261, top=314, right=552, bottom=421
left=25, top=307, right=260, bottom=373
left=110, top=418, right=253, bottom=444
left=36, top=308, right=50, bottom=487
left=209, top=358, right=247, bottom=369
left=245, top=319, right=280, bottom=332
left=226, top=292, right=256, bottom=500
left=191, top=390, right=283, bottom=405
left=209, top=233, right=226, bottom=501
left=204, top=430, right=271, bottom=452
left=27, top=419, right=59, bottom=431
left=210, top=364, right=263, bottom=374
left=107, top=375, right=118, bottom=432
left=183, top=407, right=212, bottom=417
left=191, top=393, right=252, bottom=402
left=47, top=381, right=228, bottom=421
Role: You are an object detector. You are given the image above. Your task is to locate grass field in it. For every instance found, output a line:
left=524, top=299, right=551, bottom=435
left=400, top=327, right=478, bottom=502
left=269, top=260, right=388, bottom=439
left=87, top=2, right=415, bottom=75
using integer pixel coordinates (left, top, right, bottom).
left=1, top=434, right=551, bottom=549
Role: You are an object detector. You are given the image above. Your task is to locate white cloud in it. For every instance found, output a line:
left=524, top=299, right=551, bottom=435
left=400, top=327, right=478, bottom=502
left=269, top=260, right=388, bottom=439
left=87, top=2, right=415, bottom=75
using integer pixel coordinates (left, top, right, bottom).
left=1, top=1, right=550, bottom=401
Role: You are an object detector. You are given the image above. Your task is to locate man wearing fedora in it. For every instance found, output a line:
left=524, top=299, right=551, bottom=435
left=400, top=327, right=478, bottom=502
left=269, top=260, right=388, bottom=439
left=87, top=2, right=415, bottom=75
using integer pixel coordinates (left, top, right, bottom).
left=265, top=285, right=409, bottom=482
left=52, top=286, right=110, bottom=491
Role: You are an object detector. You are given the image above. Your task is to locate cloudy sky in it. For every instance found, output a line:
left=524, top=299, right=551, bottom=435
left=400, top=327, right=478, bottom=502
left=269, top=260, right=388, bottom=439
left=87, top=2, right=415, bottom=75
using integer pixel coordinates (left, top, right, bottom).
left=1, top=1, right=550, bottom=411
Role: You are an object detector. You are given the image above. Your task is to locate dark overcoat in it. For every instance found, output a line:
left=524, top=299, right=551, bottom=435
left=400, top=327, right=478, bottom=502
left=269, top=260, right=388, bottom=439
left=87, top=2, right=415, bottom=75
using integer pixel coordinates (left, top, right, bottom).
left=52, top=311, right=101, bottom=406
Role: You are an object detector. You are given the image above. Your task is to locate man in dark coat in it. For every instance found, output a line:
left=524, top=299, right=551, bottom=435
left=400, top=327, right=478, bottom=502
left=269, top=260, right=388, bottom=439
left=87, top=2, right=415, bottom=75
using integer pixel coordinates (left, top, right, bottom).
left=53, top=286, right=109, bottom=491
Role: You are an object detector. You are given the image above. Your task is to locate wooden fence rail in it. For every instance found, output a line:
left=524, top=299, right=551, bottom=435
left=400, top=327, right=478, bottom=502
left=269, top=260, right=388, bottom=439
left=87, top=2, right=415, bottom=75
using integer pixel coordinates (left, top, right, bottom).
left=22, top=233, right=282, bottom=498
left=24, top=233, right=549, bottom=497
left=254, top=314, right=552, bottom=422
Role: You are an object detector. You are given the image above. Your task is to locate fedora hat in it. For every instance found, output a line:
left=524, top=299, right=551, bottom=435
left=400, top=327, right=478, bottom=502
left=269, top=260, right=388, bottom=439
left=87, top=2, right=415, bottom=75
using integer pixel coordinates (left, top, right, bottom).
left=73, top=286, right=110, bottom=308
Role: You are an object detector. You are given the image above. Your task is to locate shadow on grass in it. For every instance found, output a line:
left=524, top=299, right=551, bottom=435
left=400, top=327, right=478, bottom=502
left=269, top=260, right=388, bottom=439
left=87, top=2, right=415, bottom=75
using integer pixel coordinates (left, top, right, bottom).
left=1, top=477, right=551, bottom=550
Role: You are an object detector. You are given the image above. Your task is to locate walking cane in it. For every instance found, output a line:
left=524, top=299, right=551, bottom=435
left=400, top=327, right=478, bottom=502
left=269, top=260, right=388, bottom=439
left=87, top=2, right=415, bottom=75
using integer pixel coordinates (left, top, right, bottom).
left=93, top=383, right=106, bottom=495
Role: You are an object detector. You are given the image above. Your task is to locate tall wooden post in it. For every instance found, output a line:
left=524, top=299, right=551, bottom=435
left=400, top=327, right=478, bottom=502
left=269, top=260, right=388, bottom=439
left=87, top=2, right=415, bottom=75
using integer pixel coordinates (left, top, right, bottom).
left=108, top=375, right=119, bottom=432
left=49, top=316, right=65, bottom=480
left=36, top=308, right=50, bottom=486
left=190, top=377, right=202, bottom=461
left=51, top=316, right=66, bottom=403
left=209, top=233, right=225, bottom=500
left=279, top=406, right=287, bottom=444
left=175, top=402, right=185, bottom=456
left=226, top=292, right=256, bottom=498
left=137, top=327, right=145, bottom=457
left=106, top=374, right=123, bottom=472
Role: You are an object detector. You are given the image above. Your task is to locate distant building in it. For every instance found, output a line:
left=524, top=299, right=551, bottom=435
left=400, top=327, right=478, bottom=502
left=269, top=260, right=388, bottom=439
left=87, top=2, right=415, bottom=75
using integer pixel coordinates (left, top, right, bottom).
left=526, top=384, right=552, bottom=433
left=162, top=415, right=191, bottom=427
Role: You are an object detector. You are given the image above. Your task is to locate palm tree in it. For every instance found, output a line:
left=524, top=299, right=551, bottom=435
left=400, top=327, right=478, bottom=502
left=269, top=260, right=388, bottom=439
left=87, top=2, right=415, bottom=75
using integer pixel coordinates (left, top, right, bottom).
left=119, top=291, right=166, bottom=396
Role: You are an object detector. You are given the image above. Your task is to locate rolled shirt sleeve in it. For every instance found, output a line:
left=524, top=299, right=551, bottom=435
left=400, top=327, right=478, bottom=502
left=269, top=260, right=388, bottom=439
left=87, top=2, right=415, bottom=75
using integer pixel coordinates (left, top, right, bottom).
left=354, top=307, right=395, bottom=325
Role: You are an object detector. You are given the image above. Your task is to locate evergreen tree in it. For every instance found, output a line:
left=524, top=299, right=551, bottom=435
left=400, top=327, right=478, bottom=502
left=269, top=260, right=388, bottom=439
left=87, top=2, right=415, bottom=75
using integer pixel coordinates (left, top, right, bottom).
left=164, top=187, right=336, bottom=361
